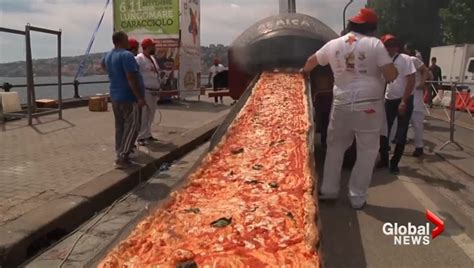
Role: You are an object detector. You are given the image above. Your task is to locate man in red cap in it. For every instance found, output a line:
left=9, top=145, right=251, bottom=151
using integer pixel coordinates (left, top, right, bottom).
left=128, top=38, right=139, bottom=56
left=378, top=35, right=416, bottom=174
left=302, top=8, right=398, bottom=209
left=135, top=38, right=161, bottom=146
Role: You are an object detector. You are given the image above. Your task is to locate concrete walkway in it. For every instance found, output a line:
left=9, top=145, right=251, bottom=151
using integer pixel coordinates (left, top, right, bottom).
left=26, top=143, right=209, bottom=267
left=0, top=98, right=229, bottom=225
left=320, top=115, right=474, bottom=267
left=0, top=97, right=231, bottom=266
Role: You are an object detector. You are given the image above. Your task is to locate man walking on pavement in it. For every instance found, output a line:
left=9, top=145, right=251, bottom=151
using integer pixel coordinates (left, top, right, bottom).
left=208, top=58, right=226, bottom=86
left=302, top=8, right=398, bottom=209
left=102, top=31, right=146, bottom=169
left=208, top=58, right=227, bottom=105
left=136, top=38, right=161, bottom=146
left=429, top=57, right=443, bottom=107
left=378, top=35, right=416, bottom=174
left=405, top=43, right=430, bottom=157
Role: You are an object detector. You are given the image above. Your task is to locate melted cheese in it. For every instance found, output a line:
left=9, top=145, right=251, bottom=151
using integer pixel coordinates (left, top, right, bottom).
left=99, top=73, right=319, bottom=268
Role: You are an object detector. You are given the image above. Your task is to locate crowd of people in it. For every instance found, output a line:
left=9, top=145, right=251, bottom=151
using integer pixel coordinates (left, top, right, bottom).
left=101, top=8, right=440, bottom=208
left=101, top=31, right=162, bottom=169
left=303, top=8, right=439, bottom=210
left=101, top=32, right=228, bottom=169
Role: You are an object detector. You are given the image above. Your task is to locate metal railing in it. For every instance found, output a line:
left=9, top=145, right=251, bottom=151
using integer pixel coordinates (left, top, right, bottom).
left=425, top=80, right=474, bottom=151
left=0, top=24, right=62, bottom=125
left=1, top=79, right=110, bottom=99
left=1, top=74, right=213, bottom=99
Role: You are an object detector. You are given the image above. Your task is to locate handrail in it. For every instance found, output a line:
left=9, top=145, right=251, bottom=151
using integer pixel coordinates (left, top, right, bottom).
left=1, top=74, right=211, bottom=98
left=1, top=80, right=109, bottom=89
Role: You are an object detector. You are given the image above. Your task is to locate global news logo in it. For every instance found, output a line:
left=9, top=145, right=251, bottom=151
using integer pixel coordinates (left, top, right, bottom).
left=382, top=210, right=445, bottom=246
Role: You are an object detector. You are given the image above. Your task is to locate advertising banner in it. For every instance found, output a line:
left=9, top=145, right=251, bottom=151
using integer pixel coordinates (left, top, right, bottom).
left=155, top=38, right=180, bottom=93
left=179, top=0, right=201, bottom=98
left=114, top=0, right=180, bottom=39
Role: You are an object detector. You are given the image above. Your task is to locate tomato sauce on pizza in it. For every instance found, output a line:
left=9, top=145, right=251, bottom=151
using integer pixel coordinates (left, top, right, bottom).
left=99, top=72, right=320, bottom=268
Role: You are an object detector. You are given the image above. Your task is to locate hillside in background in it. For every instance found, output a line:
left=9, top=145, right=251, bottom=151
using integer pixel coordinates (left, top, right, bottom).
left=0, top=45, right=229, bottom=77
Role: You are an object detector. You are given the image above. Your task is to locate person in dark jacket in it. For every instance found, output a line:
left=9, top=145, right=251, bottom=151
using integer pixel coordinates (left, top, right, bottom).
left=429, top=57, right=442, bottom=107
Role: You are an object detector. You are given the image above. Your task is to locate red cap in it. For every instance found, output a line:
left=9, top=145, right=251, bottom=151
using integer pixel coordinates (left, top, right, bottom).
left=349, top=8, right=378, bottom=24
left=141, top=38, right=155, bottom=49
left=381, top=34, right=396, bottom=44
left=128, top=38, right=139, bottom=49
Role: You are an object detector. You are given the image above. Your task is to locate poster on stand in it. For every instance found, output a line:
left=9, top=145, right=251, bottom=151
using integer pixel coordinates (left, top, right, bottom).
left=155, top=38, right=180, bottom=93
left=113, top=0, right=180, bottom=40
left=114, top=0, right=181, bottom=98
left=179, top=0, right=201, bottom=98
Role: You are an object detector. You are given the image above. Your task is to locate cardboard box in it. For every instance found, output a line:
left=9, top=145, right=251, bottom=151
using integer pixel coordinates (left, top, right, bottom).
left=89, top=96, right=108, bottom=112
left=36, top=99, right=57, bottom=108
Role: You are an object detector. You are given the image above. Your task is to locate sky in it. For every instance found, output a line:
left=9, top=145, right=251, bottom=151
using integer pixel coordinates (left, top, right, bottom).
left=0, top=0, right=366, bottom=63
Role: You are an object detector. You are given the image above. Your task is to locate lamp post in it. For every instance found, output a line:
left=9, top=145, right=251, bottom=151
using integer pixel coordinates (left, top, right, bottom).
left=343, top=0, right=354, bottom=32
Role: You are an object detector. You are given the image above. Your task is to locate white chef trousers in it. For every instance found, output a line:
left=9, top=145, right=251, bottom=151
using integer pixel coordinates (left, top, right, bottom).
left=138, top=90, right=159, bottom=140
left=411, top=111, right=424, bottom=148
left=321, top=101, right=384, bottom=207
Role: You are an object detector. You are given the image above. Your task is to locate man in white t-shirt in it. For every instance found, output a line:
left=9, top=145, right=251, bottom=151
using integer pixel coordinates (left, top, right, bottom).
left=135, top=38, right=161, bottom=146
left=378, top=35, right=416, bottom=174
left=405, top=44, right=430, bottom=157
left=208, top=58, right=227, bottom=104
left=302, top=8, right=398, bottom=209
left=208, top=58, right=226, bottom=85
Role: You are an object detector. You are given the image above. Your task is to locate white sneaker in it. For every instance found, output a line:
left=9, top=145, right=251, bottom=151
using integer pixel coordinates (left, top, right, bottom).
left=350, top=196, right=367, bottom=210
left=351, top=201, right=367, bottom=210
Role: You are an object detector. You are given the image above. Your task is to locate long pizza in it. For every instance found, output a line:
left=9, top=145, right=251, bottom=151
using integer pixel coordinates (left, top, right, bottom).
left=99, top=72, right=319, bottom=267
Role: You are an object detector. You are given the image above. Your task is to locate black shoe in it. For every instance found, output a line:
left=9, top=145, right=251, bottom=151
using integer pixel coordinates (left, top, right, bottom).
left=318, top=191, right=339, bottom=201
left=137, top=139, right=148, bottom=146
left=114, top=158, right=133, bottom=169
left=413, top=148, right=424, bottom=157
left=376, top=160, right=389, bottom=169
left=389, top=162, right=400, bottom=175
left=147, top=136, right=159, bottom=142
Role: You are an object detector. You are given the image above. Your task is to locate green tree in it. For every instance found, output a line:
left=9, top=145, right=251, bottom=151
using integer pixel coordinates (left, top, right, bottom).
left=367, top=0, right=449, bottom=61
left=439, top=0, right=474, bottom=44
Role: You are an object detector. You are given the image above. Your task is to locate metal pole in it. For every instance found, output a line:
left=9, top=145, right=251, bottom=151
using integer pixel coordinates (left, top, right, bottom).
left=73, top=80, right=80, bottom=98
left=440, top=83, right=464, bottom=151
left=343, top=0, right=354, bottom=32
left=289, top=0, right=296, bottom=13
left=58, top=29, right=63, bottom=119
left=0, top=94, right=4, bottom=123
left=25, top=24, right=34, bottom=125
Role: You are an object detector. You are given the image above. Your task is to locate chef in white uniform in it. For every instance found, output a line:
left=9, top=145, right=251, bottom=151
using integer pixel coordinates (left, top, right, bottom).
left=405, top=44, right=430, bottom=157
left=302, top=8, right=398, bottom=209
left=136, top=38, right=161, bottom=145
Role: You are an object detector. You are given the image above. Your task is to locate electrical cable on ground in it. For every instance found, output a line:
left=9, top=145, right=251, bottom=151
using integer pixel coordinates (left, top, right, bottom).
left=57, top=157, right=167, bottom=267
left=59, top=103, right=165, bottom=267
